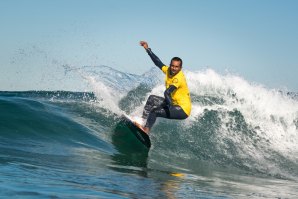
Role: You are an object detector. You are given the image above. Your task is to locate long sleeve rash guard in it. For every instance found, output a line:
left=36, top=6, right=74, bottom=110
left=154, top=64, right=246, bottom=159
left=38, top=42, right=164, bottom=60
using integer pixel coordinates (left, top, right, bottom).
left=145, top=48, right=177, bottom=106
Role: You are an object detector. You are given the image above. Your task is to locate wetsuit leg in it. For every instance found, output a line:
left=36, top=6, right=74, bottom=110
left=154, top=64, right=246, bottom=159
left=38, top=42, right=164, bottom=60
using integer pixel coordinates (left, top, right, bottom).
left=142, top=95, right=166, bottom=120
left=145, top=105, right=188, bottom=129
left=168, top=105, right=188, bottom=119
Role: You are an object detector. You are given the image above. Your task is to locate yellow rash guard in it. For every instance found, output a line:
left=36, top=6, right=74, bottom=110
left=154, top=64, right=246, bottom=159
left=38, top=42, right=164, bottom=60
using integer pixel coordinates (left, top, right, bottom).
left=161, top=66, right=192, bottom=116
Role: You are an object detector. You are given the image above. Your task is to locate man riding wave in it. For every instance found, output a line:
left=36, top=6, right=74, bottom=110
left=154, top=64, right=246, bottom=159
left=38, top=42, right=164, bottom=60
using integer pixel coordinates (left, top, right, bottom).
left=134, top=41, right=192, bottom=134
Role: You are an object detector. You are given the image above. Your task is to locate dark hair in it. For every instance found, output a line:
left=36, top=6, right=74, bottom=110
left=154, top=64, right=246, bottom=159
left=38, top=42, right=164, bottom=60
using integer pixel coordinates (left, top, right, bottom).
left=171, top=57, right=183, bottom=67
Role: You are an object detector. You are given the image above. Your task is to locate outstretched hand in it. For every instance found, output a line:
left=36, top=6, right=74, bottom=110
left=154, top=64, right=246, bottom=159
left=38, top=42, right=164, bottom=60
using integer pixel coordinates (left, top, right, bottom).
left=140, top=41, right=149, bottom=49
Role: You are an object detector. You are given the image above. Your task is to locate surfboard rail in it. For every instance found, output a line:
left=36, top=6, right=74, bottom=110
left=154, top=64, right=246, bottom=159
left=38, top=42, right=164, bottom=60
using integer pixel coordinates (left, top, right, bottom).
left=120, top=115, right=151, bottom=148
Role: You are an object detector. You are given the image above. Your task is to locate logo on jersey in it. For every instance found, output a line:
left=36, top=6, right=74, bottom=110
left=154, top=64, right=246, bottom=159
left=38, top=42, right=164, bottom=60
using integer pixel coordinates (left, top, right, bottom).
left=172, top=78, right=178, bottom=84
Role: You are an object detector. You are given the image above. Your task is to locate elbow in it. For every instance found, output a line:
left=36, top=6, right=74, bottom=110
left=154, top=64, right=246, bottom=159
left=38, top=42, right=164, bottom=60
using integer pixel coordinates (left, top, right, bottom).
left=164, top=90, right=172, bottom=104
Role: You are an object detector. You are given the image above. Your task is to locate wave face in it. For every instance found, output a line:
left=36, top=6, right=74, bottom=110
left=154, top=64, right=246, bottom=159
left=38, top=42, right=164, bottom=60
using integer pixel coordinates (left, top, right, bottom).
left=1, top=66, right=298, bottom=198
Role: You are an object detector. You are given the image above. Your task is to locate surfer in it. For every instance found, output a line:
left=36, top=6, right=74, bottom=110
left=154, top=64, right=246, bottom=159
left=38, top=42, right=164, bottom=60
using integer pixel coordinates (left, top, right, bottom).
left=135, top=41, right=192, bottom=134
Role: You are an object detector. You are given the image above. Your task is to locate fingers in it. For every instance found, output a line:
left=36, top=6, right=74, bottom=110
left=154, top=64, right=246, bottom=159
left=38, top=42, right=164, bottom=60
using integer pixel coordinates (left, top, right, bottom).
left=140, top=41, right=149, bottom=49
left=140, top=41, right=147, bottom=46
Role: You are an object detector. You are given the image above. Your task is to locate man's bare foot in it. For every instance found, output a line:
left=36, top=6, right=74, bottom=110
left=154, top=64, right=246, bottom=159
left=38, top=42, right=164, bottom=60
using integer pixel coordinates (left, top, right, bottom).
left=133, top=121, right=150, bottom=134
left=142, top=127, right=150, bottom=134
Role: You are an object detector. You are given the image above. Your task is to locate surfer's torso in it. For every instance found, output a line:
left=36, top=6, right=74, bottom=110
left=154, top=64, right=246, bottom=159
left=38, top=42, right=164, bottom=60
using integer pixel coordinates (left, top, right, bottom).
left=145, top=48, right=192, bottom=116
left=162, top=66, right=191, bottom=116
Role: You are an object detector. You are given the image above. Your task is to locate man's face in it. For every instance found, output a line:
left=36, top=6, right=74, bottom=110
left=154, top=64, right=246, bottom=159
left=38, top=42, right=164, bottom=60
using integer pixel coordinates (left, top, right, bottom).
left=170, top=60, right=182, bottom=75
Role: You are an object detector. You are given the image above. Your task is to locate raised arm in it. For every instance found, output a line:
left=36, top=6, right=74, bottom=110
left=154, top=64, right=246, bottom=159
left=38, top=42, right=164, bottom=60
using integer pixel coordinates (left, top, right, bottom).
left=140, top=41, right=165, bottom=70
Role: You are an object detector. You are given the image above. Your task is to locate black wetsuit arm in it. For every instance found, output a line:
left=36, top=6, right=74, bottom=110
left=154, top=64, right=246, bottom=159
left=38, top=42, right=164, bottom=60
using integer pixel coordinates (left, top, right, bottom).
left=146, top=48, right=165, bottom=70
left=164, top=85, right=177, bottom=105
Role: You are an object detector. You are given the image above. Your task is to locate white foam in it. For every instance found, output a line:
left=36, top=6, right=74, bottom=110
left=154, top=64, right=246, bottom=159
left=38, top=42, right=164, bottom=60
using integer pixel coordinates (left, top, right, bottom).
left=81, top=74, right=123, bottom=114
left=184, top=68, right=298, bottom=167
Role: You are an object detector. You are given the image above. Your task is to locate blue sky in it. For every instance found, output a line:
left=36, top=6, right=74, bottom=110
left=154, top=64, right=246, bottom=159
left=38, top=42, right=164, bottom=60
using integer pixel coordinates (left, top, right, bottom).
left=1, top=0, right=297, bottom=91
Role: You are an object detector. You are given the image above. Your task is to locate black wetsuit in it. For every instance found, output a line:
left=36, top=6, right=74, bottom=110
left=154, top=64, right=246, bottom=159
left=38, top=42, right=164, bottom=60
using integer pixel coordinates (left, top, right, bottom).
left=143, top=49, right=188, bottom=129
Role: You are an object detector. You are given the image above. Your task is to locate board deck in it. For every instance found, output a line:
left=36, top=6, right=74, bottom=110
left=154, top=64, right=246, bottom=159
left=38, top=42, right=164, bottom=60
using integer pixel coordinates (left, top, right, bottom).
left=120, top=115, right=151, bottom=148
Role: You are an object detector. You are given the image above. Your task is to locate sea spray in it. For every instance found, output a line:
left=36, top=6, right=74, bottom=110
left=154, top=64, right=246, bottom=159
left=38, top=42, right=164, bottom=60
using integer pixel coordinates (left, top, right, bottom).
left=64, top=65, right=163, bottom=115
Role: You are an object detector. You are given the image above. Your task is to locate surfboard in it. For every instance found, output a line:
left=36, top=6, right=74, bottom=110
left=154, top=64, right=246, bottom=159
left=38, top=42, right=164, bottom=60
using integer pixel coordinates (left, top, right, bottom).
left=119, top=115, right=151, bottom=148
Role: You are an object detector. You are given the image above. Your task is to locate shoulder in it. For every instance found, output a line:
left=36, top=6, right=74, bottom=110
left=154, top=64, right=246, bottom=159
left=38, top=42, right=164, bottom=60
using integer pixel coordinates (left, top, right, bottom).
left=174, top=70, right=187, bottom=85
left=161, top=65, right=169, bottom=74
left=176, top=70, right=186, bottom=80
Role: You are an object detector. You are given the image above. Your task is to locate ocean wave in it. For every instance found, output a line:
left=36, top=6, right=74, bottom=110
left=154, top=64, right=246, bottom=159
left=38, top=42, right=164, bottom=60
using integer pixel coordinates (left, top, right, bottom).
left=1, top=66, right=298, bottom=180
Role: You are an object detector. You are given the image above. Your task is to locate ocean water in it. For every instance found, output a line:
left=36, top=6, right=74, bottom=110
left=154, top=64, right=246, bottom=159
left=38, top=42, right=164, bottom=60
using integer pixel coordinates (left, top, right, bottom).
left=1, top=66, right=298, bottom=198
